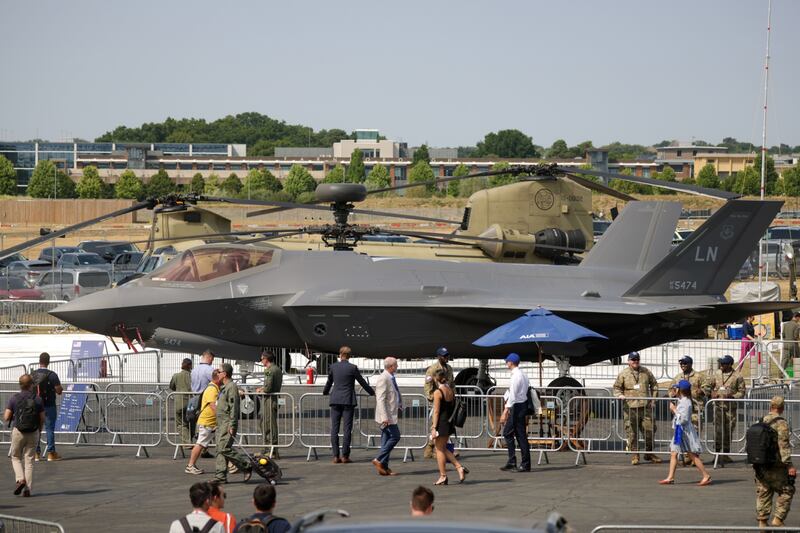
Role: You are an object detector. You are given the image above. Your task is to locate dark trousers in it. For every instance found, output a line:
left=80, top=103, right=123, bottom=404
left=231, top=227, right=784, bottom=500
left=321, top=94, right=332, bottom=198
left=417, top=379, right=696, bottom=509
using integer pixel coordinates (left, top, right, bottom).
left=376, top=423, right=401, bottom=468
left=330, top=404, right=355, bottom=458
left=503, top=403, right=530, bottom=468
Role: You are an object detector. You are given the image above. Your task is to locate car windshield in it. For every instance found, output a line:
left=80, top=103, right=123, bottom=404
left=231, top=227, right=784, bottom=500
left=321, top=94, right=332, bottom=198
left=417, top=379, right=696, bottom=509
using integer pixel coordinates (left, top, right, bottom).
left=593, top=221, right=612, bottom=234
left=0, top=277, right=31, bottom=290
left=152, top=246, right=275, bottom=282
left=767, top=227, right=800, bottom=240
left=71, top=254, right=105, bottom=265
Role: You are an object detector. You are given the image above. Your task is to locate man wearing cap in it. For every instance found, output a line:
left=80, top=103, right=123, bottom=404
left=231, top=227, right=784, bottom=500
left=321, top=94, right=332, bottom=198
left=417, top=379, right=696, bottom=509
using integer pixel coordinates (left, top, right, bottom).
left=423, top=347, right=455, bottom=459
left=780, top=313, right=800, bottom=371
left=754, top=396, right=795, bottom=528
left=499, top=353, right=531, bottom=472
left=709, top=354, right=746, bottom=464
left=613, top=352, right=661, bottom=465
left=668, top=356, right=710, bottom=465
left=214, top=363, right=252, bottom=483
left=169, top=358, right=194, bottom=444
left=257, top=351, right=283, bottom=459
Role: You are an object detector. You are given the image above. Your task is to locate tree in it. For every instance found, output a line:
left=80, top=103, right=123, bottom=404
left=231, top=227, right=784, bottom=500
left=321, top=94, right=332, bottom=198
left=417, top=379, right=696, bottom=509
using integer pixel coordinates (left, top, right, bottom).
left=115, top=170, right=146, bottom=200
left=283, top=164, right=317, bottom=199
left=459, top=175, right=489, bottom=197
left=412, top=144, right=431, bottom=165
left=406, top=161, right=435, bottom=198
left=783, top=164, right=800, bottom=197
left=475, top=129, right=539, bottom=158
left=365, top=164, right=391, bottom=192
left=653, top=166, right=677, bottom=195
left=488, top=161, right=516, bottom=188
left=323, top=164, right=346, bottom=183
left=754, top=153, right=780, bottom=195
left=695, top=164, right=720, bottom=189
left=262, top=170, right=282, bottom=192
left=609, top=167, right=652, bottom=195
left=147, top=169, right=176, bottom=198
left=220, top=173, right=242, bottom=196
left=190, top=173, right=205, bottom=195
left=346, top=149, right=365, bottom=183
left=0, top=154, right=17, bottom=195
left=735, top=166, right=760, bottom=196
left=27, top=160, right=76, bottom=198
left=205, top=174, right=220, bottom=195
left=76, top=166, right=105, bottom=199
left=547, top=139, right=570, bottom=159
left=448, top=164, right=470, bottom=197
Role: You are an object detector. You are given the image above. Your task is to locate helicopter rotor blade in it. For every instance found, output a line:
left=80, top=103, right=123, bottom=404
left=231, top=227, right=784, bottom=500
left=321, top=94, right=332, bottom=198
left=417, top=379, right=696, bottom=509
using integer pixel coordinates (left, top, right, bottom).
left=557, top=173, right=637, bottom=202
left=0, top=199, right=155, bottom=261
left=237, top=229, right=313, bottom=245
left=101, top=228, right=306, bottom=248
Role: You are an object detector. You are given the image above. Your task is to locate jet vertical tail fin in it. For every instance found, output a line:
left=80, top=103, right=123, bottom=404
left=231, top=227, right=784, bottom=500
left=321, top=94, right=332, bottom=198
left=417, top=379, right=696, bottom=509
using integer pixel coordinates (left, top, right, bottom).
left=582, top=201, right=681, bottom=272
left=623, top=200, right=782, bottom=298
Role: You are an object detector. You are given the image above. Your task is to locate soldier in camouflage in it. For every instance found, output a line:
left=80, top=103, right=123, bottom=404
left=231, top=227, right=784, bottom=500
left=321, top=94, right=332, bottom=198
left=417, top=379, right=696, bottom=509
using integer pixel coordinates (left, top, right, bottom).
left=423, top=347, right=454, bottom=459
left=213, top=363, right=252, bottom=484
left=258, top=351, right=283, bottom=459
left=709, top=355, right=746, bottom=464
left=668, top=355, right=710, bottom=465
left=613, top=352, right=661, bottom=465
left=755, top=396, right=796, bottom=528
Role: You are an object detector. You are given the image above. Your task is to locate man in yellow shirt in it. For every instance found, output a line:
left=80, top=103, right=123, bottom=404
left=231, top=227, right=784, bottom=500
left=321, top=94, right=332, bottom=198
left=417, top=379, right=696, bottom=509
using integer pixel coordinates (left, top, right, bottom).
left=185, top=369, right=222, bottom=475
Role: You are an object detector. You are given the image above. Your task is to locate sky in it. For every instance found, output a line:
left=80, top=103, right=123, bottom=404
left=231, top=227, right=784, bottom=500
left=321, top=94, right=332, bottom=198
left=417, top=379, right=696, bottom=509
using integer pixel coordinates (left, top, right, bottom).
left=2, top=0, right=799, bottom=148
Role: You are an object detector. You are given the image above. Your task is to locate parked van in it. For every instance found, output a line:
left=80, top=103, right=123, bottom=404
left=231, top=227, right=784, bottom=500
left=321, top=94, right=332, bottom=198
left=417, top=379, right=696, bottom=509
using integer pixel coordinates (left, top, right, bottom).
left=35, top=269, right=111, bottom=301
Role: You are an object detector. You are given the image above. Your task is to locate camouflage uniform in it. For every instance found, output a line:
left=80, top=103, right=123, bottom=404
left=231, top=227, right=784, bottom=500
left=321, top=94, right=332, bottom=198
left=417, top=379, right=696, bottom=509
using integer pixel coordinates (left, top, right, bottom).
left=613, top=366, right=659, bottom=458
left=668, top=369, right=710, bottom=427
left=214, top=380, right=250, bottom=482
left=261, top=364, right=283, bottom=451
left=709, top=368, right=746, bottom=455
left=755, top=412, right=795, bottom=523
left=423, top=360, right=454, bottom=458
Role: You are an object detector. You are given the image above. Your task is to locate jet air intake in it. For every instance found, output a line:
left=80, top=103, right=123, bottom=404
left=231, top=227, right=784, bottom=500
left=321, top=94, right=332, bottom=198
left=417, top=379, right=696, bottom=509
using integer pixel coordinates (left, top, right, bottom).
left=477, top=224, right=585, bottom=261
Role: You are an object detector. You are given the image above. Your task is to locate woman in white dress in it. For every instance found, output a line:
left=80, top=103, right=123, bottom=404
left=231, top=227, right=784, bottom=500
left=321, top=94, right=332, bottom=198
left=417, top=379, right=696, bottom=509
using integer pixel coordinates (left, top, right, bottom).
left=659, top=380, right=712, bottom=486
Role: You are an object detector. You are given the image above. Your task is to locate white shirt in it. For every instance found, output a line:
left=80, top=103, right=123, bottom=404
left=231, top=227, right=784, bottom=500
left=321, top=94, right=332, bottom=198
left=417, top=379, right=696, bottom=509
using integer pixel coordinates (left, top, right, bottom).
left=504, top=366, right=529, bottom=409
left=169, top=510, right=225, bottom=533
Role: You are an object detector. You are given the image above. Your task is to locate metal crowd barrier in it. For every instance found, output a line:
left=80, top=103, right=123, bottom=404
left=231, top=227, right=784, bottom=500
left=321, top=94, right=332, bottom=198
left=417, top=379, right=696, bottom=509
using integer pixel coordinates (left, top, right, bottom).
left=0, top=514, right=65, bottom=533
left=28, top=356, right=123, bottom=383
left=298, top=392, right=371, bottom=461
left=356, top=392, right=428, bottom=461
left=0, top=299, right=70, bottom=331
left=591, top=526, right=800, bottom=532
left=0, top=364, right=26, bottom=381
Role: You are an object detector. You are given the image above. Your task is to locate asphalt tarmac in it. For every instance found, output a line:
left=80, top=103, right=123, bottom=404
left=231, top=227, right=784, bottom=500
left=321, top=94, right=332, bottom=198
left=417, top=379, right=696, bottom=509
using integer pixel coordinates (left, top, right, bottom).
left=0, top=444, right=790, bottom=532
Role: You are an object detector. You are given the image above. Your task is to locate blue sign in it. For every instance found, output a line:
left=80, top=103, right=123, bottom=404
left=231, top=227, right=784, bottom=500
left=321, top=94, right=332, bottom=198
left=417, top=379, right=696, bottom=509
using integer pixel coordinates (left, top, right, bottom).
left=71, top=340, right=106, bottom=379
left=55, top=383, right=91, bottom=432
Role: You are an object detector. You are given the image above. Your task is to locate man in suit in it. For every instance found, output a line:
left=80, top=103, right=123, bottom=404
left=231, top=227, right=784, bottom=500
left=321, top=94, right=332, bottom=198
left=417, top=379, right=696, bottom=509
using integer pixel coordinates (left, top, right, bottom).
left=372, top=357, right=402, bottom=476
left=322, top=346, right=375, bottom=463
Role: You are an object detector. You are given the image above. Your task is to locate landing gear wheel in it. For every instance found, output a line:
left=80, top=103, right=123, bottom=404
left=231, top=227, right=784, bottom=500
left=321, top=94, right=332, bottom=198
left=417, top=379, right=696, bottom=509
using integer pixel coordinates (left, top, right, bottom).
left=454, top=367, right=496, bottom=394
left=543, top=376, right=587, bottom=452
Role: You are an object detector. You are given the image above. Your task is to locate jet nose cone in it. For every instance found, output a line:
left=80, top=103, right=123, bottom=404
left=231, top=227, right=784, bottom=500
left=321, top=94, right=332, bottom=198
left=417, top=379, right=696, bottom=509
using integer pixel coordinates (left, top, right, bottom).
left=50, top=292, right=117, bottom=335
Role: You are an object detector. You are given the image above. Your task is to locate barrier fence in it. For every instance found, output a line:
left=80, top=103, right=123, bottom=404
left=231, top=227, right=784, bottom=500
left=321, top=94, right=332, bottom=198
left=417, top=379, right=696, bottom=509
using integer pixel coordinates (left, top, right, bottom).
left=0, top=299, right=70, bottom=332
left=0, top=514, right=65, bottom=533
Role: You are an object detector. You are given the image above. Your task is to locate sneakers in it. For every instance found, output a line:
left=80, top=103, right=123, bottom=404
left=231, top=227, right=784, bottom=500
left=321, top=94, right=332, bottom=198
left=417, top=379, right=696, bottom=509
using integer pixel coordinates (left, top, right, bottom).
left=185, top=464, right=204, bottom=475
left=228, top=463, right=239, bottom=475
left=46, top=452, right=62, bottom=462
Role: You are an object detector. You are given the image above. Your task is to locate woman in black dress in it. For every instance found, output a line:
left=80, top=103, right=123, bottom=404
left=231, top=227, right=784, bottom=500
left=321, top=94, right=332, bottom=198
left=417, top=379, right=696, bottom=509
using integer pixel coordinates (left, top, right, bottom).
left=430, top=369, right=469, bottom=485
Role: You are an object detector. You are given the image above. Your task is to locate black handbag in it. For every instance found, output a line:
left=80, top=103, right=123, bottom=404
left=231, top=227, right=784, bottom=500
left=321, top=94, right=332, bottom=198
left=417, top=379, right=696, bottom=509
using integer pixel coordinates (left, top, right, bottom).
left=449, top=398, right=467, bottom=428
left=525, top=387, right=540, bottom=416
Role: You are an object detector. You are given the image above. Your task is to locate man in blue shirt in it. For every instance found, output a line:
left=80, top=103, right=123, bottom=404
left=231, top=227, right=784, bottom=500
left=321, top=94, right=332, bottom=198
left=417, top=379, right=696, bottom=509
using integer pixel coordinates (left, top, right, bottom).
left=235, top=484, right=291, bottom=533
left=192, top=350, right=216, bottom=393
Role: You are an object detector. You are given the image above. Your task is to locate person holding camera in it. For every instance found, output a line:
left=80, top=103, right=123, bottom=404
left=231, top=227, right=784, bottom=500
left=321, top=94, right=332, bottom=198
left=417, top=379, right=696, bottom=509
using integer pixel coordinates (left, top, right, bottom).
left=499, top=353, right=531, bottom=473
left=430, top=369, right=468, bottom=485
left=754, top=396, right=795, bottom=528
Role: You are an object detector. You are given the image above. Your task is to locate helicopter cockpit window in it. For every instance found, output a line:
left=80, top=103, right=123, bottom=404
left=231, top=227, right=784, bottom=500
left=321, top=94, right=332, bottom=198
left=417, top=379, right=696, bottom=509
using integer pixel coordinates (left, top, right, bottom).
left=152, top=247, right=274, bottom=283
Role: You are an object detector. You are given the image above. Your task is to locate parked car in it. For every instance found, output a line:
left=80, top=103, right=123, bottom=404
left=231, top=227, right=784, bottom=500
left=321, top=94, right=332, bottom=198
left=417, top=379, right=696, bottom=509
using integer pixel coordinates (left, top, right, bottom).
left=0, top=276, right=44, bottom=300
left=592, top=220, right=613, bottom=242
left=56, top=252, right=111, bottom=270
left=4, top=260, right=52, bottom=285
left=110, top=251, right=144, bottom=282
left=0, top=252, right=28, bottom=269
left=38, top=246, right=80, bottom=265
left=116, top=251, right=177, bottom=286
left=35, top=269, right=111, bottom=301
left=77, top=241, right=139, bottom=262
left=765, top=226, right=800, bottom=241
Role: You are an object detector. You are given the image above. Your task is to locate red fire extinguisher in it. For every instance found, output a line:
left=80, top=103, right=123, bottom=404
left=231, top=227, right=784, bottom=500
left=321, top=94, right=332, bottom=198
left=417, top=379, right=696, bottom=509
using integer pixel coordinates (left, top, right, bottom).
left=306, top=366, right=316, bottom=384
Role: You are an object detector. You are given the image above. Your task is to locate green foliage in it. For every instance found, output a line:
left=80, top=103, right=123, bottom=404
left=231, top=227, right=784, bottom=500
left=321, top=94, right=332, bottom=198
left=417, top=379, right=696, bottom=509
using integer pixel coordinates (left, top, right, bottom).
left=146, top=169, right=176, bottom=198
left=296, top=191, right=317, bottom=204
left=695, top=164, right=720, bottom=189
left=459, top=176, right=489, bottom=197
left=457, top=146, right=478, bottom=158
left=406, top=161, right=435, bottom=198
left=653, top=166, right=677, bottom=195
left=0, top=154, right=17, bottom=195
left=720, top=137, right=755, bottom=153
left=76, top=166, right=105, bottom=199
left=475, top=130, right=539, bottom=158
left=220, top=173, right=242, bottom=196
left=284, top=164, right=317, bottom=199
left=27, top=161, right=76, bottom=198
left=412, top=144, right=431, bottom=165
left=754, top=153, right=779, bottom=195
left=346, top=149, right=365, bottom=183
left=190, top=173, right=205, bottom=195
left=609, top=167, right=652, bottom=195
left=547, top=139, right=569, bottom=158
left=448, top=163, right=470, bottom=197
left=577, top=163, right=599, bottom=183
left=365, top=164, right=391, bottom=192
left=488, top=161, right=516, bottom=187
left=605, top=142, right=652, bottom=163
left=323, top=164, right=346, bottom=183
left=783, top=164, right=800, bottom=197
left=115, top=170, right=145, bottom=200
left=205, top=174, right=220, bottom=195
left=243, top=168, right=281, bottom=195
left=735, top=166, right=760, bottom=196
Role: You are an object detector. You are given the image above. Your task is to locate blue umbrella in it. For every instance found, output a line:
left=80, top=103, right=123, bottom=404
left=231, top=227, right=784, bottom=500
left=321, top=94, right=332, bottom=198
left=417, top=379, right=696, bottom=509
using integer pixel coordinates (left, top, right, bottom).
left=473, top=307, right=607, bottom=347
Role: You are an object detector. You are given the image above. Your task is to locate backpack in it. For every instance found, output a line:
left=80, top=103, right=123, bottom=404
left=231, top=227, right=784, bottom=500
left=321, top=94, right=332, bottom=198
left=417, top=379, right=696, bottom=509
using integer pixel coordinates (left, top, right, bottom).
left=14, top=395, right=39, bottom=433
left=448, top=397, right=467, bottom=428
left=178, top=517, right=217, bottom=533
left=236, top=516, right=281, bottom=533
left=184, top=395, right=202, bottom=425
left=32, top=369, right=55, bottom=405
left=746, top=416, right=782, bottom=466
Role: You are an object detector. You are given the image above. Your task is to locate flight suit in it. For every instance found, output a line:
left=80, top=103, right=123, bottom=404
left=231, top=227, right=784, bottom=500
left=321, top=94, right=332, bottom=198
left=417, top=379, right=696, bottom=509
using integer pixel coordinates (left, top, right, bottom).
left=755, top=413, right=795, bottom=524
left=261, top=364, right=283, bottom=453
left=423, top=361, right=454, bottom=458
left=214, top=380, right=250, bottom=482
left=781, top=319, right=800, bottom=370
left=613, top=366, right=659, bottom=462
left=709, top=368, right=746, bottom=458
left=169, top=369, right=192, bottom=444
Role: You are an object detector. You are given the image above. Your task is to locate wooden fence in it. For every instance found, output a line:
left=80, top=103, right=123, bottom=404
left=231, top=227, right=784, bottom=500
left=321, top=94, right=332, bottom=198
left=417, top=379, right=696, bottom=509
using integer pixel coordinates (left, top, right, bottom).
left=0, top=199, right=137, bottom=226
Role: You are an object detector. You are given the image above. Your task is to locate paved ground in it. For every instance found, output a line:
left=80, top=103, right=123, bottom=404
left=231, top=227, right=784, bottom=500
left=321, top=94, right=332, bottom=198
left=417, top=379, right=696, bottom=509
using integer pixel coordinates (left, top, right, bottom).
left=0, top=444, right=792, bottom=532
